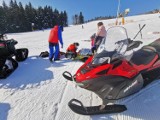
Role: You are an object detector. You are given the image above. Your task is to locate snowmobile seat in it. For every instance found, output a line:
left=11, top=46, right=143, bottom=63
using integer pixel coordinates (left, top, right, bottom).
left=130, top=47, right=157, bottom=66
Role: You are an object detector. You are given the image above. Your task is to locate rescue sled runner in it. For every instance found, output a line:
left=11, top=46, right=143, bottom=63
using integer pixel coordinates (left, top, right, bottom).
left=63, top=26, right=160, bottom=115
left=0, top=34, right=28, bottom=79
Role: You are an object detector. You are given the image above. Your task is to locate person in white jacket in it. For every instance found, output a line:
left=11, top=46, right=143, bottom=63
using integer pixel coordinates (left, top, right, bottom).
left=94, top=22, right=107, bottom=51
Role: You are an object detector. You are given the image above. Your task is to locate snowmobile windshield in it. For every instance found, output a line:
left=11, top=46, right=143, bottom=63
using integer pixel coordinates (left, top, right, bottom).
left=93, top=26, right=129, bottom=65
left=97, top=26, right=129, bottom=54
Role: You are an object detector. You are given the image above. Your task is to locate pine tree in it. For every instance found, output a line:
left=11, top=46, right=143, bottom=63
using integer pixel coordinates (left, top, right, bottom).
left=1, top=1, right=8, bottom=33
left=75, top=14, right=78, bottom=25
left=79, top=12, right=84, bottom=24
left=63, top=11, right=68, bottom=26
left=18, top=2, right=27, bottom=32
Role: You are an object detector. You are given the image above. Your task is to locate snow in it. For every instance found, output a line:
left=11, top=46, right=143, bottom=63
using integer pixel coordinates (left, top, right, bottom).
left=0, top=13, right=160, bottom=120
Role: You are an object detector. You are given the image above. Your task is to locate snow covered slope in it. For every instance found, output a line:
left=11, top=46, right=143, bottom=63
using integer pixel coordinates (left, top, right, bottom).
left=0, top=13, right=160, bottom=120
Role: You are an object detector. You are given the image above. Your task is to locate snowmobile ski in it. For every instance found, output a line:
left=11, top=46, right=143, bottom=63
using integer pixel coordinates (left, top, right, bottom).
left=68, top=99, right=127, bottom=115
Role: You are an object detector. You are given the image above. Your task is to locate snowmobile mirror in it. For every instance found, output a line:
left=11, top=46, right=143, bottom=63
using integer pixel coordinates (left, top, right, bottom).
left=62, top=71, right=73, bottom=81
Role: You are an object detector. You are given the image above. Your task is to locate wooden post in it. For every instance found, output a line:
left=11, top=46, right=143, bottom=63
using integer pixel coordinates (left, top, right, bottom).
left=122, top=17, right=125, bottom=25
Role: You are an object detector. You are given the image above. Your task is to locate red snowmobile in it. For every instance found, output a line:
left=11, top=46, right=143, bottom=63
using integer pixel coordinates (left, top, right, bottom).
left=63, top=26, right=160, bottom=115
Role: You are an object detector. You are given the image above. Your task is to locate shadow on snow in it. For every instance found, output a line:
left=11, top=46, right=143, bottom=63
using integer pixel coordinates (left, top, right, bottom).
left=0, top=56, right=55, bottom=90
left=0, top=103, right=10, bottom=120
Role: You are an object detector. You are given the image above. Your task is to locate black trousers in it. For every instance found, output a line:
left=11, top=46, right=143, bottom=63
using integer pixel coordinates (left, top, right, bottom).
left=95, top=36, right=104, bottom=50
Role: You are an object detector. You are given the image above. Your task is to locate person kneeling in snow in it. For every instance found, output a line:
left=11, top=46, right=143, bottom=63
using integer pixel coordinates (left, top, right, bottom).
left=65, top=42, right=79, bottom=59
left=90, top=33, right=96, bottom=54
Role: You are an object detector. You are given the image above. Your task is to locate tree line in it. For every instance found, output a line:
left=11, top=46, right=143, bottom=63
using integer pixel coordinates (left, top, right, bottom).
left=1, top=0, right=158, bottom=34
left=145, top=9, right=160, bottom=14
left=0, top=0, right=68, bottom=33
left=86, top=16, right=115, bottom=23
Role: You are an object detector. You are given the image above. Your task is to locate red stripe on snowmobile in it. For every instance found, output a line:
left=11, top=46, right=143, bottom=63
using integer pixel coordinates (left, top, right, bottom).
left=75, top=60, right=139, bottom=82
left=0, top=43, right=5, bottom=47
left=132, top=55, right=158, bottom=71
left=108, top=60, right=138, bottom=78
left=147, top=59, right=160, bottom=71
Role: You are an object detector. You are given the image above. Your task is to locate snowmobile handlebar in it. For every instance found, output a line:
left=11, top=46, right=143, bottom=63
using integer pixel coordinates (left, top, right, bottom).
left=5, top=39, right=18, bottom=45
left=0, top=33, right=18, bottom=45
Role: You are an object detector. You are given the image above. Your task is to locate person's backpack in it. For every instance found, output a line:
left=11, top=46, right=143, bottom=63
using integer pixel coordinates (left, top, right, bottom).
left=39, top=51, right=49, bottom=58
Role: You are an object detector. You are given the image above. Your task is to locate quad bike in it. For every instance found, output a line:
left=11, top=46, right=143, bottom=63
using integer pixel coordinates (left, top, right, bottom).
left=0, top=34, right=29, bottom=79
left=63, top=26, right=160, bottom=115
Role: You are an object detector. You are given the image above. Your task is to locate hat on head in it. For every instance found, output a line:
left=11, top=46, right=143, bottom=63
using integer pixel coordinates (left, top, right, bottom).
left=74, top=42, right=79, bottom=46
left=97, top=22, right=103, bottom=26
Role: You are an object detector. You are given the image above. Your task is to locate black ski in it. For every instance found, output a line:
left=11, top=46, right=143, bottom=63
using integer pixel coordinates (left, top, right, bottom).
left=68, top=99, right=127, bottom=115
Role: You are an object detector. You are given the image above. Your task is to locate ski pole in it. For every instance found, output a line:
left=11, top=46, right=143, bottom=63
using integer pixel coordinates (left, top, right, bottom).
left=139, top=24, right=143, bottom=39
left=133, top=24, right=146, bottom=39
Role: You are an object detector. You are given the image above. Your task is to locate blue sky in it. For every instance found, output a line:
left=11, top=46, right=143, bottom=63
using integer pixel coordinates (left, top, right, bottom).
left=1, top=0, right=160, bottom=23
